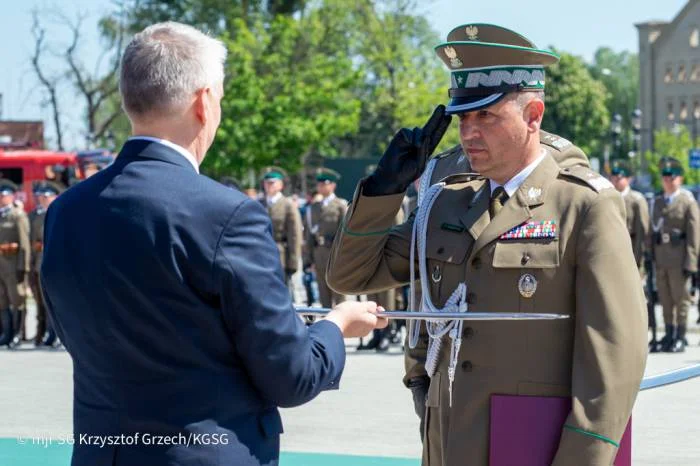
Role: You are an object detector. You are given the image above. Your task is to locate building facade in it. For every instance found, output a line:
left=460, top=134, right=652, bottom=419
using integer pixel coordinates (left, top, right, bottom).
left=637, top=0, right=700, bottom=154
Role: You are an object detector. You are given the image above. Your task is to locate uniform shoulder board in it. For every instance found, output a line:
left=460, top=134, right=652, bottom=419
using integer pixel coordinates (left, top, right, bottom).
left=335, top=197, right=349, bottom=207
left=438, top=172, right=484, bottom=185
left=541, top=131, right=573, bottom=151
left=681, top=188, right=696, bottom=200
left=434, top=144, right=463, bottom=160
left=559, top=166, right=613, bottom=192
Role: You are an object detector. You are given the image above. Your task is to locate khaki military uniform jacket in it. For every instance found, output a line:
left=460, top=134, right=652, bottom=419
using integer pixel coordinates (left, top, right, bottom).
left=621, top=189, right=650, bottom=270
left=650, top=190, right=700, bottom=271
left=404, top=131, right=591, bottom=383
left=304, top=196, right=348, bottom=266
left=328, top=154, right=647, bottom=465
left=262, top=196, right=303, bottom=273
left=0, top=206, right=31, bottom=273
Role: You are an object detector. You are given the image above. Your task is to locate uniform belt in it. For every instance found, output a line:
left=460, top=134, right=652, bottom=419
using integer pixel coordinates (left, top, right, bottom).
left=657, top=232, right=686, bottom=244
left=0, top=243, right=19, bottom=255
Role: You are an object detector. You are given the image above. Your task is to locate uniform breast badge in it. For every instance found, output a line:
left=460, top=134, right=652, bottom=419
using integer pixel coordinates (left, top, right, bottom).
left=518, top=273, right=537, bottom=298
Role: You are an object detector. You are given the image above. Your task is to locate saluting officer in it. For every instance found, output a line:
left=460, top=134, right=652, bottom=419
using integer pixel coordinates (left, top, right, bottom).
left=610, top=159, right=650, bottom=274
left=304, top=168, right=347, bottom=308
left=327, top=24, right=647, bottom=465
left=260, top=167, right=303, bottom=293
left=29, top=182, right=62, bottom=346
left=0, top=180, right=31, bottom=349
left=650, top=157, right=700, bottom=352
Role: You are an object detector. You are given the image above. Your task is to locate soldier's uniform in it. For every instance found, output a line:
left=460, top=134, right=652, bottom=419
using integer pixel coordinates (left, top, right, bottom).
left=328, top=25, right=647, bottom=465
left=0, top=181, right=31, bottom=349
left=29, top=182, right=62, bottom=346
left=650, top=157, right=700, bottom=352
left=611, top=160, right=650, bottom=274
left=304, top=168, right=348, bottom=308
left=260, top=167, right=303, bottom=292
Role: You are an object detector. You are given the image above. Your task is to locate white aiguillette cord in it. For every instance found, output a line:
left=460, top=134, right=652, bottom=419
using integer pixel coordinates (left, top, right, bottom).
left=409, top=158, right=468, bottom=406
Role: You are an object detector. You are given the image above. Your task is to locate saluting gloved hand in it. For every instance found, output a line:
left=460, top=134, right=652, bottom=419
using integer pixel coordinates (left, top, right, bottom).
left=16, top=270, right=25, bottom=283
left=364, top=105, right=452, bottom=196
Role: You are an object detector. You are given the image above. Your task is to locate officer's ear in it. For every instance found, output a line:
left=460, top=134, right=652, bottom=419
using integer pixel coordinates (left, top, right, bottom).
left=523, top=97, right=545, bottom=133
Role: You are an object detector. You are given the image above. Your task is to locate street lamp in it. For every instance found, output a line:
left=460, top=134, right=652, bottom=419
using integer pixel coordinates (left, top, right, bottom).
left=610, top=113, right=623, bottom=159
left=631, top=109, right=642, bottom=158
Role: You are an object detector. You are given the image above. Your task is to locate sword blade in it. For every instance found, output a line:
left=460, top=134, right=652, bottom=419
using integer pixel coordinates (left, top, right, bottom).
left=295, top=307, right=569, bottom=321
left=640, top=363, right=700, bottom=390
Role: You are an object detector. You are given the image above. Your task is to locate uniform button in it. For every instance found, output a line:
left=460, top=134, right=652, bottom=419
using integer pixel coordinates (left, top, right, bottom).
left=467, top=292, right=477, bottom=304
left=521, top=254, right=530, bottom=265
left=437, top=246, right=445, bottom=254
left=461, top=360, right=473, bottom=372
left=471, top=257, right=481, bottom=269
left=464, top=327, right=474, bottom=338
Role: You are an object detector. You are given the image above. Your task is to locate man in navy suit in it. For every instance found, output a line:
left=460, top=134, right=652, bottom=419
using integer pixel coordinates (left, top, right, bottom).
left=40, top=21, right=386, bottom=466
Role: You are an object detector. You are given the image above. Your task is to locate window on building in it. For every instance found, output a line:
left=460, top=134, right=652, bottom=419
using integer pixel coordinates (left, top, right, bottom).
left=679, top=64, right=687, bottom=82
left=680, top=101, right=689, bottom=120
left=665, top=66, right=674, bottom=83
left=692, top=64, right=700, bottom=81
left=691, top=28, right=700, bottom=48
left=694, top=101, right=700, bottom=119
left=668, top=102, right=675, bottom=121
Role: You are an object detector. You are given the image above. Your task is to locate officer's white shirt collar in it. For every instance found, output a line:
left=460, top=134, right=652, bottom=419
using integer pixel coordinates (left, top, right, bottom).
left=489, top=150, right=546, bottom=197
left=128, top=136, right=200, bottom=173
left=620, top=186, right=631, bottom=197
left=266, top=192, right=283, bottom=205
left=322, top=193, right=336, bottom=206
left=665, top=188, right=681, bottom=204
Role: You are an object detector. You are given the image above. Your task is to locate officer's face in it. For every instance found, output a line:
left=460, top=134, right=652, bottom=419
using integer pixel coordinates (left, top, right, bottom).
left=316, top=181, right=335, bottom=197
left=610, top=174, right=630, bottom=192
left=662, top=174, right=682, bottom=193
left=37, top=194, right=56, bottom=209
left=458, top=94, right=543, bottom=184
left=263, top=179, right=283, bottom=197
left=0, top=194, right=13, bottom=207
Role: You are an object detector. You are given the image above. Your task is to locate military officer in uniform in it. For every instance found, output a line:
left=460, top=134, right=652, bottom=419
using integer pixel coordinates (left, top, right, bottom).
left=305, top=168, right=347, bottom=308
left=0, top=181, right=31, bottom=349
left=29, top=182, right=62, bottom=346
left=610, top=160, right=649, bottom=273
left=327, top=25, right=647, bottom=465
left=650, top=157, right=700, bottom=353
left=260, top=167, right=303, bottom=293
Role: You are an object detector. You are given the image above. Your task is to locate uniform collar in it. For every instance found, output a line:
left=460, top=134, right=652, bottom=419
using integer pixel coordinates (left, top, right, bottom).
left=266, top=192, right=283, bottom=205
left=127, top=136, right=199, bottom=173
left=489, top=149, right=546, bottom=198
left=322, top=193, right=336, bottom=206
left=620, top=186, right=631, bottom=197
left=665, top=189, right=681, bottom=204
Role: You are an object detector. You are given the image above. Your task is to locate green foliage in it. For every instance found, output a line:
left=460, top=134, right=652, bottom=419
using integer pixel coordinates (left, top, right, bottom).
left=202, top=14, right=362, bottom=178
left=541, top=49, right=610, bottom=159
left=643, top=127, right=700, bottom=190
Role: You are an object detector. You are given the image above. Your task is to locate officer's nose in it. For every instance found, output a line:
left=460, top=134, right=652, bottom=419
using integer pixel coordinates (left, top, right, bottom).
left=459, top=115, right=481, bottom=143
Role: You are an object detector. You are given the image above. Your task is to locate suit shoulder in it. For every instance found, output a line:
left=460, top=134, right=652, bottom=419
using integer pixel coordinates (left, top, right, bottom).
left=558, top=166, right=614, bottom=193
left=332, top=197, right=348, bottom=207
left=629, top=189, right=648, bottom=202
left=681, top=188, right=697, bottom=202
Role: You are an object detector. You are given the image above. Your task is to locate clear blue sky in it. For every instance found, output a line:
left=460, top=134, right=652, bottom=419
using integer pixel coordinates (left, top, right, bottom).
left=0, top=0, right=690, bottom=149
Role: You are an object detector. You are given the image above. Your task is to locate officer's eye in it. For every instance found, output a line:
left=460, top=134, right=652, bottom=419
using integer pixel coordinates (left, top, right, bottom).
left=477, top=110, right=490, bottom=118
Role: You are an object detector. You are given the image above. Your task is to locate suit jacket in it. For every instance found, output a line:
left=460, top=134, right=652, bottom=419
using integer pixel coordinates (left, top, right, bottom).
left=40, top=139, right=345, bottom=466
left=328, top=154, right=647, bottom=465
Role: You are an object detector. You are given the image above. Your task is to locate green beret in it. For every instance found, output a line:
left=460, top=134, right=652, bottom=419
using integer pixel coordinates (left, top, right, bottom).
left=316, top=168, right=340, bottom=183
left=262, top=166, right=288, bottom=181
left=659, top=157, right=684, bottom=176
left=435, top=24, right=559, bottom=114
left=610, top=160, right=632, bottom=177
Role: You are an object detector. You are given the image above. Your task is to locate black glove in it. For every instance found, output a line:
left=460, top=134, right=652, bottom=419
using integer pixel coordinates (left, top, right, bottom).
left=16, top=271, right=25, bottom=283
left=364, top=105, right=452, bottom=196
left=407, top=376, right=430, bottom=438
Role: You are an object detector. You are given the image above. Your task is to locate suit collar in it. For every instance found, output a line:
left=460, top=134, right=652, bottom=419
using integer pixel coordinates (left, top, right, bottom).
left=116, top=139, right=199, bottom=173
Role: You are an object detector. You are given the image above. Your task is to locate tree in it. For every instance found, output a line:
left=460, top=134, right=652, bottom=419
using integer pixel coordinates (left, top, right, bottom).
left=643, top=127, right=700, bottom=190
left=588, top=47, right=640, bottom=158
left=541, top=49, right=610, bottom=160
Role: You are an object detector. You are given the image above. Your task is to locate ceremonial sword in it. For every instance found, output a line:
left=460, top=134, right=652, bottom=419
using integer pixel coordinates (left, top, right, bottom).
left=296, top=307, right=700, bottom=388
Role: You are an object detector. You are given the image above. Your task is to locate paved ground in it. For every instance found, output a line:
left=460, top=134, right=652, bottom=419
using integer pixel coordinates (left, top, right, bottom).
left=1, top=301, right=699, bottom=465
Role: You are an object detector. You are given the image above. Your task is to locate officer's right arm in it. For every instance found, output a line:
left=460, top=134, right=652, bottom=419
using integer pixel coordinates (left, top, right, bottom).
left=684, top=198, right=700, bottom=272
left=327, top=180, right=413, bottom=296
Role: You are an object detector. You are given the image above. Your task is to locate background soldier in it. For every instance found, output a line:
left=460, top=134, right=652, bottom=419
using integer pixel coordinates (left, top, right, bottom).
left=610, top=160, right=650, bottom=274
left=304, top=168, right=347, bottom=308
left=650, top=157, right=700, bottom=353
left=260, top=167, right=303, bottom=293
left=0, top=180, right=31, bottom=349
left=29, top=182, right=62, bottom=346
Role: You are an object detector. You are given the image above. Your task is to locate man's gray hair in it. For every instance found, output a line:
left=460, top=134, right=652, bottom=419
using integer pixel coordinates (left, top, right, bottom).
left=119, top=21, right=227, bottom=118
